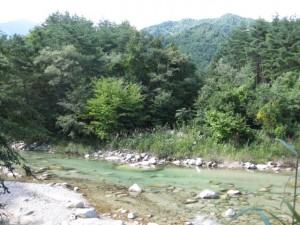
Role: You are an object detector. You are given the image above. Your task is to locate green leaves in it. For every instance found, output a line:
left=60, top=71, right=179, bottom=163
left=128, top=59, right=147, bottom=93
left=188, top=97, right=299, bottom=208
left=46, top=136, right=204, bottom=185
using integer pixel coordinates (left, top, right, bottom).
left=85, top=77, right=145, bottom=139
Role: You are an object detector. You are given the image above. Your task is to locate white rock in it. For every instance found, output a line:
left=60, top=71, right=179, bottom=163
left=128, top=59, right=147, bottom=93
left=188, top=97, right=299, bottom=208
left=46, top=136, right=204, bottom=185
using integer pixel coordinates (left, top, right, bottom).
left=256, top=164, right=267, bottom=170
left=128, top=212, right=136, bottom=219
left=140, top=161, right=150, bottom=167
left=195, top=158, right=203, bottom=166
left=199, top=190, right=219, bottom=199
left=70, top=218, right=125, bottom=225
left=105, top=156, right=121, bottom=161
left=185, top=222, right=193, bottom=225
left=188, top=159, right=196, bottom=165
left=75, top=208, right=97, bottom=218
left=267, top=161, right=275, bottom=168
left=172, top=160, right=181, bottom=166
left=74, top=187, right=79, bottom=192
left=125, top=154, right=133, bottom=161
left=227, top=190, right=241, bottom=196
left=135, top=154, right=141, bottom=161
left=129, top=183, right=142, bottom=193
left=84, top=154, right=90, bottom=159
left=244, top=162, right=257, bottom=169
left=273, top=167, right=281, bottom=172
left=67, top=200, right=85, bottom=208
left=206, top=161, right=213, bottom=167
left=148, top=223, right=160, bottom=225
left=224, top=208, right=236, bottom=218
left=149, top=157, right=157, bottom=164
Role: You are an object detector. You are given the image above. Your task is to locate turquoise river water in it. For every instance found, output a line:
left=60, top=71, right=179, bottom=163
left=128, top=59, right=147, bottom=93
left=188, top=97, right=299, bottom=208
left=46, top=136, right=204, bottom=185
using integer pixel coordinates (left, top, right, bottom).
left=21, top=152, right=299, bottom=224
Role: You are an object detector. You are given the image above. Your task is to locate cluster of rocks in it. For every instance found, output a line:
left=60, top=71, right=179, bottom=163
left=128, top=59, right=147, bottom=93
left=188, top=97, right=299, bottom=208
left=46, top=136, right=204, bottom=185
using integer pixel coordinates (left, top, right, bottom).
left=10, top=141, right=51, bottom=151
left=83, top=149, right=292, bottom=173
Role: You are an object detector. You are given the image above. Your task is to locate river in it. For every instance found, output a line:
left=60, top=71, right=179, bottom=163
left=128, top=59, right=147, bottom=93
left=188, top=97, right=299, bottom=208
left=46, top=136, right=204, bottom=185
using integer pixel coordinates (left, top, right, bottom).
left=21, top=151, right=297, bottom=224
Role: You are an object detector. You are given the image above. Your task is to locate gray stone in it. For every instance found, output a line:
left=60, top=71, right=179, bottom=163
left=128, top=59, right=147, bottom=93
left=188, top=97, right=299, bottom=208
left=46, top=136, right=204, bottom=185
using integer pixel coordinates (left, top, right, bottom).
left=67, top=200, right=85, bottom=208
left=75, top=208, right=97, bottom=218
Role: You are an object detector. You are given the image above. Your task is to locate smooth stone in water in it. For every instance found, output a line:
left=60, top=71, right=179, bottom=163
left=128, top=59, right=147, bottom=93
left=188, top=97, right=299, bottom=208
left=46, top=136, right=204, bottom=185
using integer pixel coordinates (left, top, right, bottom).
left=227, top=189, right=241, bottom=196
left=224, top=208, right=236, bottom=218
left=129, top=183, right=143, bottom=193
left=199, top=190, right=219, bottom=199
left=128, top=212, right=136, bottom=219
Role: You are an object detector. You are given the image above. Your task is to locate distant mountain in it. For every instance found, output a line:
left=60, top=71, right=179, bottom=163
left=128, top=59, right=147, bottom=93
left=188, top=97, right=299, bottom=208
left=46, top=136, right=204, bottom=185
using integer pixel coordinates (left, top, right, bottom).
left=0, top=20, right=37, bottom=36
left=143, top=14, right=254, bottom=71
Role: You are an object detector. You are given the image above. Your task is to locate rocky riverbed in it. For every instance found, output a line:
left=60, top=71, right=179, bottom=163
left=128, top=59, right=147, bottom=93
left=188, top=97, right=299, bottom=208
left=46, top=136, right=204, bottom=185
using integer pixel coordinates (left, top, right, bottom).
left=2, top=144, right=297, bottom=225
left=0, top=181, right=137, bottom=225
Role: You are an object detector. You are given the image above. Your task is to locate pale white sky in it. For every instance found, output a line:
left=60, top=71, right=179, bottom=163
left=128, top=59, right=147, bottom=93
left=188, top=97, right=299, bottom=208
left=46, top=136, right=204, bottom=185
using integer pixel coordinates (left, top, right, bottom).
left=1, top=0, right=299, bottom=29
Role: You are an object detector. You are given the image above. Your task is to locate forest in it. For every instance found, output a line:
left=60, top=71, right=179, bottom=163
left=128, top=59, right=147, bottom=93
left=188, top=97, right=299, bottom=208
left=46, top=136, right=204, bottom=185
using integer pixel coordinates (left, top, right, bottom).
left=0, top=12, right=299, bottom=160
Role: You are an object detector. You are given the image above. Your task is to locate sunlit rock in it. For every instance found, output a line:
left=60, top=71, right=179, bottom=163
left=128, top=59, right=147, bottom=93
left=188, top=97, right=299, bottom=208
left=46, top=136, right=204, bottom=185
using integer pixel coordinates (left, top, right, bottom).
left=256, top=164, right=267, bottom=170
left=195, top=158, right=204, bottom=166
left=128, top=183, right=142, bottom=194
left=67, top=200, right=84, bottom=208
left=227, top=190, right=241, bottom=196
left=149, top=157, right=157, bottom=164
left=199, top=190, right=219, bottom=199
left=172, top=160, right=181, bottom=166
left=224, top=208, right=236, bottom=218
left=75, top=208, right=97, bottom=218
left=128, top=212, right=136, bottom=219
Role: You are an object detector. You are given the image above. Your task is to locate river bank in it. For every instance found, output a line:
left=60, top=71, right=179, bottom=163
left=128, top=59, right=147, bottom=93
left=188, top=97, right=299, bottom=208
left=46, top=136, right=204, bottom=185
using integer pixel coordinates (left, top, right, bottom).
left=0, top=181, right=137, bottom=225
left=2, top=149, right=296, bottom=225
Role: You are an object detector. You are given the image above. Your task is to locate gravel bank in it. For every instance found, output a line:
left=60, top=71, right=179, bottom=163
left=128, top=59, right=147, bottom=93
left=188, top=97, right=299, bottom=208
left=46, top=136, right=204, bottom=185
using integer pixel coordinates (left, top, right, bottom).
left=0, top=181, right=133, bottom=225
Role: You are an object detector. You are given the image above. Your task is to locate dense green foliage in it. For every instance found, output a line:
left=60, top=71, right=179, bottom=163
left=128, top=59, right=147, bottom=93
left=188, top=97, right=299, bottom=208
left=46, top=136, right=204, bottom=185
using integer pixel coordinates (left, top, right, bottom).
left=0, top=12, right=299, bottom=160
left=144, top=14, right=253, bottom=71
left=85, top=77, right=145, bottom=139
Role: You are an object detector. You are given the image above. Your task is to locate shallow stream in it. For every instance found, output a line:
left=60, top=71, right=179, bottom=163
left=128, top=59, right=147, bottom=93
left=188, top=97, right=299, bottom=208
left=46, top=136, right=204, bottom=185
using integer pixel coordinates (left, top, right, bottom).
left=22, top=152, right=298, bottom=224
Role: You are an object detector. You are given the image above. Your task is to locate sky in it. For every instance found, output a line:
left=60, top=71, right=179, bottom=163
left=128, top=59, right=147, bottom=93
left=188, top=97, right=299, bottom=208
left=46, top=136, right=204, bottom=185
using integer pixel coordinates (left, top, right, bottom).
left=1, top=0, right=299, bottom=29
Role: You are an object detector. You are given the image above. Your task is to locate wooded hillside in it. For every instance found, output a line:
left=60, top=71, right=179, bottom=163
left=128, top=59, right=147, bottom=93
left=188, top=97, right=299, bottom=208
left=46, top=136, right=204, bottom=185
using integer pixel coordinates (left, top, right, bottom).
left=0, top=12, right=299, bottom=158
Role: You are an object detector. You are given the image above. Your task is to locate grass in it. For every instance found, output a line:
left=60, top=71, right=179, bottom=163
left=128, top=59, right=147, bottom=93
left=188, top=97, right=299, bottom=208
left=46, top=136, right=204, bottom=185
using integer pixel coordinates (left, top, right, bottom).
left=105, top=125, right=299, bottom=162
left=50, top=139, right=96, bottom=155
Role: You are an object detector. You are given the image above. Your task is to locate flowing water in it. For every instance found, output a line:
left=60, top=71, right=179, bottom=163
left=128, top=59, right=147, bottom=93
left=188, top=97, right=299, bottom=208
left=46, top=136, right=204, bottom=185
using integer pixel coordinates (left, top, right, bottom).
left=21, top=152, right=298, bottom=224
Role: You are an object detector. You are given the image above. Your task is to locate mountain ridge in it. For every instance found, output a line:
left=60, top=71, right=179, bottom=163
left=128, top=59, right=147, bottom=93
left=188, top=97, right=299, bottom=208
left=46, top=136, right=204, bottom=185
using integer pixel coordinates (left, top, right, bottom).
left=143, top=14, right=254, bottom=71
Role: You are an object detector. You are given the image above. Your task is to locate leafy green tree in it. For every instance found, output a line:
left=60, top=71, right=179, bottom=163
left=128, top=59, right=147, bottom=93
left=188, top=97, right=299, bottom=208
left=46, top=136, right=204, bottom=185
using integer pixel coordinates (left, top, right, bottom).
left=85, top=77, right=145, bottom=139
left=34, top=45, right=92, bottom=137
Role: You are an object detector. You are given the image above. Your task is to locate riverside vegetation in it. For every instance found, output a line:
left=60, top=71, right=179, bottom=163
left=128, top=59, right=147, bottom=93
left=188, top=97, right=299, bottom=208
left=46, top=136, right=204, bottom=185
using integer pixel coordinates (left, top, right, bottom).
left=1, top=11, right=300, bottom=225
left=0, top=13, right=299, bottom=171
